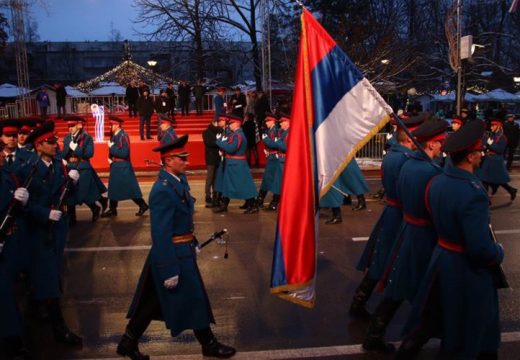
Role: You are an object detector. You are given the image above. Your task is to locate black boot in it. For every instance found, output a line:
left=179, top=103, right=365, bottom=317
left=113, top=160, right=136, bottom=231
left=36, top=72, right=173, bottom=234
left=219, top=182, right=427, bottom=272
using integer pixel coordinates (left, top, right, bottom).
left=101, top=200, right=118, bottom=217
left=362, top=298, right=402, bottom=353
left=88, top=203, right=101, bottom=222
left=205, top=194, right=214, bottom=208
left=98, top=196, right=108, bottom=212
left=48, top=299, right=83, bottom=346
left=134, top=198, right=149, bottom=216
left=194, top=328, right=236, bottom=359
left=502, top=183, right=517, bottom=201
left=116, top=333, right=150, bottom=360
left=325, top=207, right=342, bottom=224
left=353, top=194, right=367, bottom=211
left=372, top=188, right=385, bottom=200
left=207, top=193, right=219, bottom=208
left=256, top=189, right=267, bottom=209
left=213, top=197, right=229, bottom=213
left=349, top=275, right=377, bottom=319
left=239, top=201, right=249, bottom=209
left=67, top=205, right=77, bottom=227
left=244, top=198, right=259, bottom=214
left=343, top=195, right=352, bottom=205
left=265, top=194, right=280, bottom=211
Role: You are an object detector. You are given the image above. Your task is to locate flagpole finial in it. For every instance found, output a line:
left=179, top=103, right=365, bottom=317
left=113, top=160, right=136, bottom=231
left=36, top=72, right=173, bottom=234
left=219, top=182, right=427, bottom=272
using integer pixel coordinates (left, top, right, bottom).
left=295, top=0, right=305, bottom=8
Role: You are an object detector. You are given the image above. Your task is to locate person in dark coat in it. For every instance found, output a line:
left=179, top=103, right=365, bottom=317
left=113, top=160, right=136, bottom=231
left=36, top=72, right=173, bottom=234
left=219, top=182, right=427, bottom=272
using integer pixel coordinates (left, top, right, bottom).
left=214, top=87, right=226, bottom=120
left=178, top=80, right=191, bottom=116
left=101, top=116, right=149, bottom=217
left=363, top=119, right=448, bottom=353
left=35, top=87, right=50, bottom=120
left=117, top=135, right=236, bottom=360
left=399, top=120, right=504, bottom=359
left=126, top=81, right=139, bottom=117
left=136, top=89, right=155, bottom=140
left=503, top=114, right=519, bottom=171
left=350, top=115, right=421, bottom=320
left=55, top=82, right=67, bottom=118
left=228, top=87, right=247, bottom=119
left=479, top=118, right=517, bottom=200
left=202, top=119, right=222, bottom=207
left=18, top=121, right=83, bottom=347
left=155, top=90, right=171, bottom=139
left=165, top=82, right=177, bottom=118
left=193, top=80, right=206, bottom=115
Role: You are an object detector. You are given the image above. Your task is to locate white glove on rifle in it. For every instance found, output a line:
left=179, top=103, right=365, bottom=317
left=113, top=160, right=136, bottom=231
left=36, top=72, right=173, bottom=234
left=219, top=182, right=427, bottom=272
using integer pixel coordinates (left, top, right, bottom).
left=164, top=275, right=179, bottom=289
left=68, top=169, right=80, bottom=184
left=108, top=141, right=114, bottom=148
left=108, top=158, right=113, bottom=165
left=216, top=133, right=222, bottom=140
left=222, top=136, right=228, bottom=141
left=49, top=210, right=62, bottom=221
left=14, top=187, right=29, bottom=206
left=261, top=133, right=268, bottom=140
left=487, top=138, right=494, bottom=145
left=69, top=141, right=78, bottom=151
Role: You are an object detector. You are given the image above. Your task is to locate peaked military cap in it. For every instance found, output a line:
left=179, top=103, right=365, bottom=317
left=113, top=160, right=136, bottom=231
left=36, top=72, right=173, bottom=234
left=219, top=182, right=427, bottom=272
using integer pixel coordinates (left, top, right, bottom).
left=108, top=115, right=124, bottom=124
left=279, top=113, right=290, bottom=123
left=442, top=119, right=485, bottom=154
left=490, top=118, right=503, bottom=127
left=400, top=113, right=425, bottom=130
left=159, top=114, right=173, bottom=124
left=227, top=114, right=243, bottom=124
left=64, top=115, right=85, bottom=126
left=0, top=119, right=21, bottom=136
left=26, top=120, right=56, bottom=145
left=153, top=134, right=189, bottom=158
left=264, top=112, right=277, bottom=122
left=19, top=118, right=38, bottom=133
left=413, top=118, right=449, bottom=142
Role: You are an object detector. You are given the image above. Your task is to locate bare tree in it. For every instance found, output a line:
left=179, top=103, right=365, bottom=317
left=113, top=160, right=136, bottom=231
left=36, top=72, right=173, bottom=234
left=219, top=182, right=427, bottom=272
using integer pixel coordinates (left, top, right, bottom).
left=109, top=21, right=122, bottom=42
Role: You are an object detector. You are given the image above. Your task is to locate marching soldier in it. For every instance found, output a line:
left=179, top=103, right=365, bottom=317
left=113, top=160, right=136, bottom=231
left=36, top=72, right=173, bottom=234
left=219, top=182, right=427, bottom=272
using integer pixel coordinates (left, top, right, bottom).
left=1, top=119, right=35, bottom=173
left=17, top=121, right=83, bottom=346
left=363, top=118, right=448, bottom=353
left=399, top=120, right=504, bottom=359
left=0, top=135, right=31, bottom=359
left=256, top=113, right=280, bottom=209
left=17, top=118, right=37, bottom=151
left=211, top=115, right=230, bottom=211
left=62, top=116, right=104, bottom=224
left=101, top=116, right=149, bottom=217
left=269, top=114, right=290, bottom=210
left=117, top=134, right=236, bottom=360
left=158, top=115, right=178, bottom=145
left=213, top=115, right=258, bottom=214
left=350, top=115, right=422, bottom=319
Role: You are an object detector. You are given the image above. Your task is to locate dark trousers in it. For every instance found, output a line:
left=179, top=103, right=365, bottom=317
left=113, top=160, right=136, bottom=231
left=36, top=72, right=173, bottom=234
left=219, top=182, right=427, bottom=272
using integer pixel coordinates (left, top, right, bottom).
left=195, top=97, right=204, bottom=115
left=506, top=145, right=517, bottom=170
left=139, top=115, right=151, bottom=139
left=39, top=106, right=48, bottom=120
left=205, top=165, right=217, bottom=199
left=180, top=98, right=190, bottom=115
left=57, top=104, right=66, bottom=118
left=128, top=102, right=138, bottom=117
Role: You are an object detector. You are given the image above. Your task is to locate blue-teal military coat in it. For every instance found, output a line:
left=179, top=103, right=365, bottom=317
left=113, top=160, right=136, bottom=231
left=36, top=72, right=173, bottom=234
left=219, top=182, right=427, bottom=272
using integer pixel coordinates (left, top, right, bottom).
left=63, top=131, right=106, bottom=204
left=159, top=126, right=178, bottom=146
left=107, top=129, right=143, bottom=201
left=382, top=151, right=442, bottom=302
left=259, top=126, right=280, bottom=193
left=213, top=127, right=231, bottom=194
left=127, top=169, right=214, bottom=336
left=17, top=157, right=71, bottom=300
left=320, top=159, right=369, bottom=208
left=0, top=167, right=24, bottom=338
left=479, top=130, right=510, bottom=185
left=405, top=162, right=503, bottom=358
left=271, top=128, right=288, bottom=195
left=357, top=144, right=412, bottom=280
left=215, top=128, right=257, bottom=199
left=3, top=147, right=35, bottom=174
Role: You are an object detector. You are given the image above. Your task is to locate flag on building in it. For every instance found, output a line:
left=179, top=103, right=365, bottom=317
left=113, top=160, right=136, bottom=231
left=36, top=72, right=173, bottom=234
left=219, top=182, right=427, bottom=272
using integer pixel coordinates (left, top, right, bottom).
left=510, top=0, right=519, bottom=13
left=270, top=9, right=392, bottom=308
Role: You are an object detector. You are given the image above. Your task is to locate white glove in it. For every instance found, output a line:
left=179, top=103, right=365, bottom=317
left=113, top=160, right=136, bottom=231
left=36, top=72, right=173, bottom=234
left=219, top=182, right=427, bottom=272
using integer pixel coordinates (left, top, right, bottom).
left=216, top=133, right=222, bottom=140
left=14, top=187, right=29, bottom=206
left=108, top=141, right=114, bottom=148
left=108, top=158, right=113, bottom=164
left=274, top=137, right=278, bottom=141
left=69, top=142, right=78, bottom=151
left=163, top=275, right=179, bottom=289
left=386, top=133, right=393, bottom=140
left=222, top=136, right=228, bottom=141
left=49, top=209, right=62, bottom=221
left=382, top=150, right=387, bottom=156
left=264, top=149, right=269, bottom=156
left=68, top=169, right=80, bottom=183
left=223, top=103, right=228, bottom=108
left=61, top=159, right=68, bottom=166
left=261, top=133, right=268, bottom=140
left=487, top=138, right=493, bottom=145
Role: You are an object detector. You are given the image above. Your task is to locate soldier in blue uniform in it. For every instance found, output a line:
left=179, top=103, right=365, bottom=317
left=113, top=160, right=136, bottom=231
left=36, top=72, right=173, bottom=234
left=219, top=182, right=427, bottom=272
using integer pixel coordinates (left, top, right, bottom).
left=17, top=121, right=83, bottom=347
left=1, top=120, right=35, bottom=174
left=479, top=118, right=517, bottom=200
left=212, top=115, right=230, bottom=211
left=101, top=116, right=149, bottom=217
left=269, top=114, right=290, bottom=210
left=363, top=118, right=448, bottom=353
left=62, top=116, right=103, bottom=224
left=213, top=115, right=258, bottom=214
left=256, top=113, right=280, bottom=210
left=158, top=114, right=178, bottom=145
left=117, top=134, right=236, bottom=360
left=17, top=118, right=37, bottom=151
left=398, top=120, right=504, bottom=359
left=0, top=140, right=31, bottom=359
left=350, top=115, right=422, bottom=320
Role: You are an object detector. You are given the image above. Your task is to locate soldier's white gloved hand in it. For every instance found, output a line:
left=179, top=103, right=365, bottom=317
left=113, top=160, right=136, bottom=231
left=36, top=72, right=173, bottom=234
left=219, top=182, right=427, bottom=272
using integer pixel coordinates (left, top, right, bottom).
left=216, top=133, right=222, bottom=140
left=487, top=138, right=493, bottom=145
left=222, top=136, right=228, bottom=141
left=264, top=149, right=269, bottom=156
left=68, top=169, right=80, bottom=183
left=382, top=150, right=387, bottom=156
left=14, top=187, right=29, bottom=206
left=274, top=137, right=278, bottom=141
left=108, top=141, right=114, bottom=148
left=164, top=275, right=179, bottom=289
left=261, top=133, right=268, bottom=140
left=61, top=159, right=68, bottom=166
left=69, top=142, right=78, bottom=151
left=108, top=158, right=113, bottom=165
left=49, top=209, right=62, bottom=221
left=386, top=133, right=393, bottom=140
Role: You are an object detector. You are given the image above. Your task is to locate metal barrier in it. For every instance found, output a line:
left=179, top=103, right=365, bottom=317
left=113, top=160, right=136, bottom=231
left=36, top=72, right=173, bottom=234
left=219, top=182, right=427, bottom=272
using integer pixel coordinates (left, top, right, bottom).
left=356, top=133, right=387, bottom=160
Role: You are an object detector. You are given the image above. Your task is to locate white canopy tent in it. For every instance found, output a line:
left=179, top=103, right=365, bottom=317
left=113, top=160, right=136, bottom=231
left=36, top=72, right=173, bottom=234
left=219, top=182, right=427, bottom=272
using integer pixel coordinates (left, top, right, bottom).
left=473, top=88, right=520, bottom=102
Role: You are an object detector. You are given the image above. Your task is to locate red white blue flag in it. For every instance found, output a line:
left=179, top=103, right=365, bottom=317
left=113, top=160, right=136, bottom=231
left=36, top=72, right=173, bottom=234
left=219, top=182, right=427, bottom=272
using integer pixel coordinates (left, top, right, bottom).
left=270, top=9, right=392, bottom=307
left=510, top=0, right=519, bottom=13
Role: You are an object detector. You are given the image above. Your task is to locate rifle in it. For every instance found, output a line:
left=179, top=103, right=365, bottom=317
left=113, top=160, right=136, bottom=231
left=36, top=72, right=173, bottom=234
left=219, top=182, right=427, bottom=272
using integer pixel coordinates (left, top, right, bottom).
left=489, top=224, right=510, bottom=289
left=45, top=169, right=74, bottom=247
left=0, top=156, right=40, bottom=255
left=197, top=229, right=229, bottom=259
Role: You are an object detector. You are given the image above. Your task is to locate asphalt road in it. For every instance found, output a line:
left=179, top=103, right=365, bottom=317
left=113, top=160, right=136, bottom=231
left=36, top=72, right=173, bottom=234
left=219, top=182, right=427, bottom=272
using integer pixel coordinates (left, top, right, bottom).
left=12, top=172, right=520, bottom=360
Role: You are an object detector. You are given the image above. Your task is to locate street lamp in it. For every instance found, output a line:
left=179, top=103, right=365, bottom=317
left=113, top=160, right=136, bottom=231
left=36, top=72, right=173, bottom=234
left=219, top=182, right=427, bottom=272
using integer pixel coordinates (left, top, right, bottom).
left=381, top=59, right=390, bottom=65
left=147, top=59, right=157, bottom=95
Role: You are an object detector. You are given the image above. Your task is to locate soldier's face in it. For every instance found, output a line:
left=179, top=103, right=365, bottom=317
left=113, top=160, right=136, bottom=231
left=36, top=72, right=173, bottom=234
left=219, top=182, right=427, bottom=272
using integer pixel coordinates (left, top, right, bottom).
left=451, top=122, right=461, bottom=131
left=36, top=139, right=57, bottom=158
left=281, top=121, right=289, bottom=130
left=18, top=132, right=28, bottom=145
left=1, top=133, right=18, bottom=150
left=468, top=150, right=482, bottom=170
left=165, top=155, right=188, bottom=175
left=160, top=122, right=170, bottom=131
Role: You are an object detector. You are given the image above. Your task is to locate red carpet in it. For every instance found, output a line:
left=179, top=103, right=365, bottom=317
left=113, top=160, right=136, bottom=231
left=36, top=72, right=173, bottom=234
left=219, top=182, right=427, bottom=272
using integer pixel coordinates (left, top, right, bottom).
left=50, top=112, right=266, bottom=171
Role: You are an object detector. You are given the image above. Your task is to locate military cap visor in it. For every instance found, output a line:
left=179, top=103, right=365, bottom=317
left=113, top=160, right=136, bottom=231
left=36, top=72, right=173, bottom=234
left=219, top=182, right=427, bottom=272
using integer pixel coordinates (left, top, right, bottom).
left=0, top=119, right=21, bottom=136
left=442, top=120, right=486, bottom=154
left=227, top=114, right=243, bottom=123
left=490, top=119, right=503, bottom=127
left=400, top=113, right=425, bottom=131
left=64, top=115, right=85, bottom=126
left=153, top=134, right=190, bottom=158
left=159, top=115, right=173, bottom=124
left=19, top=119, right=37, bottom=133
left=108, top=115, right=124, bottom=124
left=412, top=119, right=448, bottom=142
left=26, top=120, right=57, bottom=145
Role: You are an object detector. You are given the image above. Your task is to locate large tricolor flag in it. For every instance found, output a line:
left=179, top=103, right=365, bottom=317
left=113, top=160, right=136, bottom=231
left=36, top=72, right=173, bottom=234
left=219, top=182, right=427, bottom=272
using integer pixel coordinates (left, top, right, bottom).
left=510, top=0, right=519, bottom=13
left=270, top=9, right=392, bottom=308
